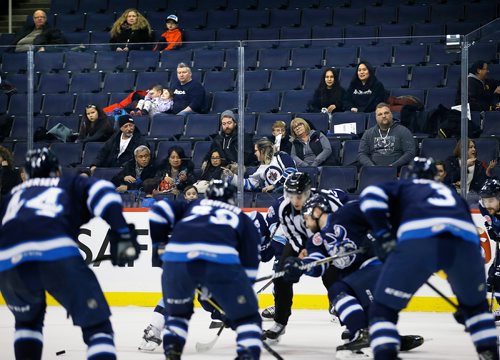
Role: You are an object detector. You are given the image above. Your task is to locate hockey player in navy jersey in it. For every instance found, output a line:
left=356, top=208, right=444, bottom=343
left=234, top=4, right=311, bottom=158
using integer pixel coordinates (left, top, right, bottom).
left=0, top=148, right=140, bottom=360
left=263, top=172, right=347, bottom=341
left=282, top=193, right=424, bottom=356
left=149, top=179, right=263, bottom=360
left=360, top=157, right=498, bottom=360
left=478, top=178, right=500, bottom=320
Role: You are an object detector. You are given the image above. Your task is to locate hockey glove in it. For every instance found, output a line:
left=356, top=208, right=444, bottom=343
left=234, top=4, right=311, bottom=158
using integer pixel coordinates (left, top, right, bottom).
left=331, top=240, right=357, bottom=269
left=282, top=257, right=304, bottom=283
left=152, top=243, right=165, bottom=268
left=372, top=230, right=397, bottom=262
left=486, top=263, right=500, bottom=293
left=110, top=224, right=140, bottom=266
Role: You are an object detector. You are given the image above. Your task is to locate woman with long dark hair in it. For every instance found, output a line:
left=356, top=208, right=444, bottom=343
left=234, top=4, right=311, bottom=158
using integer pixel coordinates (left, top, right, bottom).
left=308, top=67, right=345, bottom=113
left=344, top=61, right=387, bottom=113
left=154, top=145, right=196, bottom=194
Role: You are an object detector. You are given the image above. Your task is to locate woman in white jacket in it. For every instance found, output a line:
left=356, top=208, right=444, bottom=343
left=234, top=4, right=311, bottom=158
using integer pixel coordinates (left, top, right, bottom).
left=224, top=138, right=297, bottom=192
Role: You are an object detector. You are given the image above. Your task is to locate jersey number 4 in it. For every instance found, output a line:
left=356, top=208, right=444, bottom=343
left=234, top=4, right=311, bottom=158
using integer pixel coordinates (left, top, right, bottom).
left=2, top=188, right=63, bottom=225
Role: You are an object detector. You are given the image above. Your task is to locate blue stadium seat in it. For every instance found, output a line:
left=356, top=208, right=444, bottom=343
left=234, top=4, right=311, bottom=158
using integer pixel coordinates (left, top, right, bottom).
left=464, top=3, right=498, bottom=23
left=128, top=50, right=159, bottom=72
left=131, top=115, right=150, bottom=136
left=214, top=28, right=248, bottom=49
left=280, top=89, right=314, bottom=113
left=8, top=94, right=43, bottom=116
left=94, top=51, right=128, bottom=72
left=325, top=47, right=358, bottom=67
left=89, top=31, right=112, bottom=51
left=419, top=138, right=457, bottom=162
left=290, top=48, right=324, bottom=69
left=50, top=143, right=82, bottom=166
left=342, top=140, right=361, bottom=166
left=468, top=43, right=498, bottom=65
left=298, top=166, right=319, bottom=188
left=375, top=66, right=408, bottom=88
left=63, top=31, right=91, bottom=46
left=1, top=53, right=28, bottom=74
left=446, top=22, right=481, bottom=37
left=310, top=26, right=344, bottom=47
left=82, top=141, right=104, bottom=166
left=430, top=4, right=464, bottom=23
left=481, top=112, right=500, bottom=138
left=211, top=91, right=238, bottom=113
left=269, top=69, right=303, bottom=91
left=425, top=88, right=457, bottom=110
left=225, top=47, right=258, bottom=70
left=197, top=0, right=228, bottom=11
left=247, top=28, right=280, bottom=49
left=300, top=8, right=333, bottom=27
left=13, top=142, right=49, bottom=166
left=246, top=91, right=281, bottom=113
left=102, top=72, right=136, bottom=93
left=279, top=26, right=311, bottom=48
left=74, top=93, right=109, bottom=115
left=393, top=44, right=427, bottom=66
left=244, top=70, right=270, bottom=91
left=34, top=52, right=65, bottom=73
left=159, top=49, right=193, bottom=71
left=377, top=24, right=411, bottom=45
left=182, top=29, right=216, bottom=50
left=203, top=70, right=235, bottom=92
left=176, top=10, right=207, bottom=30
left=357, top=165, right=397, bottom=193
left=92, top=168, right=122, bottom=181
left=390, top=89, right=425, bottom=104
left=42, top=93, right=74, bottom=116
left=254, top=192, right=280, bottom=209
left=84, top=13, right=115, bottom=32
left=55, top=13, right=85, bottom=32
left=192, top=141, right=212, bottom=169
left=303, top=68, right=323, bottom=90
left=50, top=0, right=79, bottom=14
left=412, top=23, right=445, bottom=44
left=148, top=114, right=185, bottom=141
left=192, top=49, right=225, bottom=71
left=237, top=9, right=270, bottom=28
left=358, top=45, right=392, bottom=67
left=333, top=8, right=364, bottom=26
left=5, top=74, right=32, bottom=93
left=474, top=138, right=498, bottom=164
left=181, top=114, right=219, bottom=140
left=269, top=9, right=301, bottom=28
left=364, top=6, right=397, bottom=25
left=8, top=116, right=46, bottom=142
left=339, top=67, right=356, bottom=89
left=319, top=166, right=357, bottom=192
left=409, top=66, right=445, bottom=89
left=428, top=44, right=460, bottom=66
left=64, top=51, right=95, bottom=72
left=205, top=9, right=238, bottom=29
left=38, top=73, right=69, bottom=93
left=170, top=0, right=197, bottom=11
left=136, top=71, right=170, bottom=91
left=343, top=25, right=378, bottom=47
left=398, top=5, right=429, bottom=24
left=331, top=112, right=366, bottom=137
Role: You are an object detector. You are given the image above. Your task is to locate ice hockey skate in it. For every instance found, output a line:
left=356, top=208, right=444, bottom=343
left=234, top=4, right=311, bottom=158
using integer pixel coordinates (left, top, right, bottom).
left=138, top=324, right=162, bottom=352
left=262, top=321, right=286, bottom=344
left=400, top=334, right=424, bottom=351
left=164, top=344, right=182, bottom=360
left=335, top=328, right=371, bottom=359
left=261, top=305, right=275, bottom=321
left=493, top=308, right=500, bottom=323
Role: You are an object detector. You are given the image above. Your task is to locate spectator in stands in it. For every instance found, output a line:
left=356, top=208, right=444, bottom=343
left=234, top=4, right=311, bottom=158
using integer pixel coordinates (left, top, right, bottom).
left=435, top=160, right=448, bottom=183
left=289, top=117, right=332, bottom=167
left=0, top=145, right=22, bottom=200
left=444, top=138, right=497, bottom=194
left=154, top=145, right=196, bottom=195
left=183, top=185, right=199, bottom=202
left=199, top=149, right=226, bottom=181
left=130, top=87, right=174, bottom=117
left=112, top=145, right=157, bottom=193
left=207, top=109, right=258, bottom=166
left=460, top=60, right=500, bottom=112
left=170, top=63, right=207, bottom=115
left=140, top=178, right=158, bottom=208
left=90, top=114, right=148, bottom=174
left=344, top=61, right=387, bottom=113
left=308, top=67, right=345, bottom=113
left=153, top=14, right=182, bottom=52
left=223, top=138, right=297, bottom=193
left=358, top=102, right=415, bottom=168
left=270, top=120, right=292, bottom=154
left=77, top=104, right=114, bottom=144
left=11, top=10, right=66, bottom=52
left=110, top=8, right=153, bottom=51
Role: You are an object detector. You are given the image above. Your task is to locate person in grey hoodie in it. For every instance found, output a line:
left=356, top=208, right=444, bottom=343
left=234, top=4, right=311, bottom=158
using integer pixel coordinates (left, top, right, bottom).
left=358, top=102, right=415, bottom=168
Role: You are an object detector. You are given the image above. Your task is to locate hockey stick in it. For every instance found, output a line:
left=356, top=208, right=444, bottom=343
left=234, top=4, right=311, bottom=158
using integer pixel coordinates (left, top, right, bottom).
left=256, top=278, right=274, bottom=294
left=489, top=239, right=499, bottom=312
left=425, top=280, right=458, bottom=309
left=194, top=289, right=284, bottom=360
left=254, top=247, right=367, bottom=283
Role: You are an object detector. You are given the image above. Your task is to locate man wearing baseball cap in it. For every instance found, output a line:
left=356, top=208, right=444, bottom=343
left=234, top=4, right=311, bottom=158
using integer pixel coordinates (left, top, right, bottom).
left=90, top=115, right=148, bottom=174
left=154, top=14, right=182, bottom=52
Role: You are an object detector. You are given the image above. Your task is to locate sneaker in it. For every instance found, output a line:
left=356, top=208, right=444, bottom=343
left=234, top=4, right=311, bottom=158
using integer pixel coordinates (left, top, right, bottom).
left=164, top=344, right=182, bottom=360
left=262, top=322, right=286, bottom=341
left=261, top=305, right=275, bottom=320
left=138, top=324, right=162, bottom=352
left=336, top=328, right=370, bottom=352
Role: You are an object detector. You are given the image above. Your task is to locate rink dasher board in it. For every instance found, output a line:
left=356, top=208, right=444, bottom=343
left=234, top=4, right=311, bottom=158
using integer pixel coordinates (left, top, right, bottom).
left=0, top=208, right=492, bottom=312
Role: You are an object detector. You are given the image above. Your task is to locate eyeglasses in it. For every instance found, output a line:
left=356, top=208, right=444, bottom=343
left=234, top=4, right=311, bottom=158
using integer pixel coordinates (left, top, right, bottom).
left=86, top=104, right=97, bottom=109
left=293, top=124, right=304, bottom=130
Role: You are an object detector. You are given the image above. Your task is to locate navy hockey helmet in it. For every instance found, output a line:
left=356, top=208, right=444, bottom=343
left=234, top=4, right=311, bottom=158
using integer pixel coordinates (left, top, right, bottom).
left=408, top=157, right=437, bottom=180
left=284, top=172, right=311, bottom=195
left=479, top=178, right=500, bottom=199
left=24, top=147, right=60, bottom=179
left=206, top=179, right=237, bottom=205
left=303, top=194, right=332, bottom=217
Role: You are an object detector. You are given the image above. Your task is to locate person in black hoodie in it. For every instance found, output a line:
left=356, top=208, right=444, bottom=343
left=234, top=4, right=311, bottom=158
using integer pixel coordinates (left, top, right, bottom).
left=308, top=67, right=345, bottom=113
left=11, top=10, right=66, bottom=52
left=207, top=109, right=258, bottom=166
left=77, top=104, right=114, bottom=144
left=344, top=61, right=387, bottom=113
left=90, top=115, right=148, bottom=173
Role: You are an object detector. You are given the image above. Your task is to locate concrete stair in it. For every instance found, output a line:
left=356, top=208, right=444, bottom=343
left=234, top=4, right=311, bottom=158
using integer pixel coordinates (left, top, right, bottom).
left=0, top=0, right=51, bottom=34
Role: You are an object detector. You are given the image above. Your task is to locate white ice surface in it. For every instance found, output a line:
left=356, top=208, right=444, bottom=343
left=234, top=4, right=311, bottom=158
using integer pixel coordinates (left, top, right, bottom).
left=0, top=305, right=496, bottom=359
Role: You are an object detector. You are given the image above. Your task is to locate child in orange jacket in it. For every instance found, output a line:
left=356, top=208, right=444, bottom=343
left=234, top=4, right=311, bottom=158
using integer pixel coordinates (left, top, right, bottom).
left=154, top=14, right=182, bottom=52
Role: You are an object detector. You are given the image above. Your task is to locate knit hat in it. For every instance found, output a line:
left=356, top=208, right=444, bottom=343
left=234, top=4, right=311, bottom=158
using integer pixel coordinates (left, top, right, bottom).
left=118, top=114, right=134, bottom=128
left=220, top=109, right=236, bottom=121
left=166, top=14, right=178, bottom=23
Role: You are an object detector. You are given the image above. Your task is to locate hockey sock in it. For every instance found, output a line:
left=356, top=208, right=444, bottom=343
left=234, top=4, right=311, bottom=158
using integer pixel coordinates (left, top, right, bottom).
left=464, top=312, right=498, bottom=355
left=163, top=316, right=189, bottom=354
left=86, top=333, right=116, bottom=360
left=369, top=302, right=400, bottom=360
left=334, top=293, right=367, bottom=338
left=14, top=328, right=43, bottom=360
left=235, top=322, right=262, bottom=359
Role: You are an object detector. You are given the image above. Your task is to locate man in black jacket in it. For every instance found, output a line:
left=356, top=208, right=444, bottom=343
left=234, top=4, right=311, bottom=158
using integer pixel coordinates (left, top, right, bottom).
left=11, top=10, right=66, bottom=52
left=90, top=115, right=148, bottom=174
left=112, top=145, right=156, bottom=192
left=462, top=60, right=500, bottom=111
left=207, top=109, right=258, bottom=167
